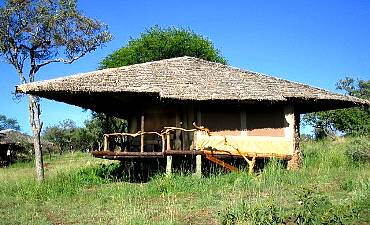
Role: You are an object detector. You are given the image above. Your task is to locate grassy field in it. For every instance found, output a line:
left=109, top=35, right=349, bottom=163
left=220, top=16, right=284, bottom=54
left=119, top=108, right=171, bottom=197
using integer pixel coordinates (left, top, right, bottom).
left=0, top=137, right=369, bottom=225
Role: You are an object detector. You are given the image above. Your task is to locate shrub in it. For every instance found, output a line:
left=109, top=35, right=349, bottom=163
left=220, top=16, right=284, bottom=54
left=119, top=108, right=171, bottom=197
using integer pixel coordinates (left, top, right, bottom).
left=219, top=198, right=284, bottom=225
left=345, top=137, right=370, bottom=164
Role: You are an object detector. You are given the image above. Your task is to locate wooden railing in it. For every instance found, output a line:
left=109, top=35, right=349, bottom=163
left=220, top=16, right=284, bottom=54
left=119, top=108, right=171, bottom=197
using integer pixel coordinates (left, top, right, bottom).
left=100, top=127, right=277, bottom=174
left=102, top=127, right=197, bottom=153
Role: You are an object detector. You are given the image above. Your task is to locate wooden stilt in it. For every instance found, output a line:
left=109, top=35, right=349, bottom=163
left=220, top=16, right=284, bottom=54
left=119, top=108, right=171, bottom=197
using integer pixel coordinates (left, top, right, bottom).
left=166, top=156, right=172, bottom=176
left=195, top=154, right=202, bottom=177
left=166, top=131, right=172, bottom=176
left=288, top=111, right=301, bottom=170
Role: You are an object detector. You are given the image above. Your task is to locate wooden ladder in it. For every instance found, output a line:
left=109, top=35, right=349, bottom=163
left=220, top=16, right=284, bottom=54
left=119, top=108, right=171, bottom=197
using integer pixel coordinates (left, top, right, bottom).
left=205, top=154, right=240, bottom=172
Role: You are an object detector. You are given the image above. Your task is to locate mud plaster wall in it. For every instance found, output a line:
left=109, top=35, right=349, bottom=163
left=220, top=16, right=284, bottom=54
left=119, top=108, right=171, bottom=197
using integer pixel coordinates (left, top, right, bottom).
left=202, top=107, right=286, bottom=137
left=246, top=109, right=285, bottom=137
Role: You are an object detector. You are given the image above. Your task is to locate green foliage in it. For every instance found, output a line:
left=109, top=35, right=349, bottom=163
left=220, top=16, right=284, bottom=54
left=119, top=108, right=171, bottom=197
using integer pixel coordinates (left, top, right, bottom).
left=292, top=188, right=333, bottom=224
left=0, top=114, right=20, bottom=130
left=100, top=25, right=226, bottom=69
left=336, top=77, right=370, bottom=99
left=0, top=0, right=112, bottom=74
left=344, top=137, right=370, bottom=164
left=88, top=113, right=127, bottom=135
left=303, top=77, right=370, bottom=137
left=236, top=200, right=283, bottom=225
left=83, top=113, right=127, bottom=150
left=219, top=186, right=369, bottom=225
left=93, top=163, right=125, bottom=181
left=43, top=119, right=78, bottom=153
left=42, top=116, right=127, bottom=153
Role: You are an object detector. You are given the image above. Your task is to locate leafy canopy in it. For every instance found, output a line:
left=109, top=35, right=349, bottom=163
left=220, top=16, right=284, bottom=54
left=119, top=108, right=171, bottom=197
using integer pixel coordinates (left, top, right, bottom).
left=100, top=26, right=226, bottom=69
left=303, top=77, right=370, bottom=137
left=0, top=0, right=112, bottom=82
left=0, top=114, right=20, bottom=131
left=42, top=116, right=127, bottom=152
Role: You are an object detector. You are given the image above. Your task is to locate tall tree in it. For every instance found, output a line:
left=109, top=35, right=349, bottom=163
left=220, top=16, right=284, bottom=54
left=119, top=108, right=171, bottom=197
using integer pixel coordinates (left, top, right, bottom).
left=0, top=0, right=111, bottom=181
left=97, top=26, right=226, bottom=134
left=0, top=114, right=20, bottom=130
left=303, top=77, right=370, bottom=138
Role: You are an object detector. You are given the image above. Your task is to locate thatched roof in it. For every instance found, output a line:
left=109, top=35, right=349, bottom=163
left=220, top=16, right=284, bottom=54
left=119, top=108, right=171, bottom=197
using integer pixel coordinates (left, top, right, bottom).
left=0, top=129, right=30, bottom=145
left=0, top=130, right=24, bottom=145
left=16, top=56, right=368, bottom=114
left=0, top=133, right=13, bottom=145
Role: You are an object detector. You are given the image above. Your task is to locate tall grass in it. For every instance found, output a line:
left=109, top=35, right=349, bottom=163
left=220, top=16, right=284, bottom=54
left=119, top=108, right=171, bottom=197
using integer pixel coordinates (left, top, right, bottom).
left=0, top=137, right=369, bottom=224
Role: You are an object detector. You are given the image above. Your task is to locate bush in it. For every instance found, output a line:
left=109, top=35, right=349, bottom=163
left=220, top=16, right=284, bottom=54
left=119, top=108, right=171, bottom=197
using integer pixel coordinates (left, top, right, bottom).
left=93, top=163, right=125, bottom=181
left=345, top=137, right=370, bottom=164
left=219, top=198, right=284, bottom=225
left=219, top=186, right=370, bottom=225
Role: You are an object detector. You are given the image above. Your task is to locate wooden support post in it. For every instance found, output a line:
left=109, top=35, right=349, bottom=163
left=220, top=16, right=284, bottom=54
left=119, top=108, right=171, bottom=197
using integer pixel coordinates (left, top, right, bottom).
left=166, top=132, right=171, bottom=151
left=195, top=154, right=202, bottom=177
left=288, top=111, right=302, bottom=170
left=161, top=135, right=165, bottom=152
left=166, top=155, right=172, bottom=176
left=195, top=108, right=202, bottom=177
left=140, top=115, right=144, bottom=153
left=166, top=131, right=172, bottom=176
left=103, top=135, right=108, bottom=151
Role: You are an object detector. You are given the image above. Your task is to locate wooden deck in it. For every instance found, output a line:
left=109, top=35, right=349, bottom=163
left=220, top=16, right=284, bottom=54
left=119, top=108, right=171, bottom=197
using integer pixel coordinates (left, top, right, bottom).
left=91, top=150, right=292, bottom=160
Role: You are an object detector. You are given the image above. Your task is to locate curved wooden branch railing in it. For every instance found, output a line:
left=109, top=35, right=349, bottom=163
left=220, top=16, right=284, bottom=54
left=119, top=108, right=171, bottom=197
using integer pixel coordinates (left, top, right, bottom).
left=102, top=126, right=200, bottom=152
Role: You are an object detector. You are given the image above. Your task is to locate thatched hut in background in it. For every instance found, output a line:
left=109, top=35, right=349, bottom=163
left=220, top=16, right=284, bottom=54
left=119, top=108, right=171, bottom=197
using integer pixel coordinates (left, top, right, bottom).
left=0, top=129, right=55, bottom=166
left=0, top=130, right=26, bottom=166
left=16, top=57, right=369, bottom=175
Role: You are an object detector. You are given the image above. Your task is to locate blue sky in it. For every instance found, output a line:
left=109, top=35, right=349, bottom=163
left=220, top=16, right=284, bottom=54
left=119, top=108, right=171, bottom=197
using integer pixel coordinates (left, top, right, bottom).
left=0, top=0, right=369, bottom=134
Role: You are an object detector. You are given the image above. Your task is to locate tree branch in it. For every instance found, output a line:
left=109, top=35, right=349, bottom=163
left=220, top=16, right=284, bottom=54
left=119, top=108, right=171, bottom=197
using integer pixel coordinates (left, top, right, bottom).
left=36, top=51, right=88, bottom=69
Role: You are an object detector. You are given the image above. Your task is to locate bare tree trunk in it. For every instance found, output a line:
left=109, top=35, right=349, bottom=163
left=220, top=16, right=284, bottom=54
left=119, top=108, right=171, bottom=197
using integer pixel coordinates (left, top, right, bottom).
left=29, top=95, right=44, bottom=182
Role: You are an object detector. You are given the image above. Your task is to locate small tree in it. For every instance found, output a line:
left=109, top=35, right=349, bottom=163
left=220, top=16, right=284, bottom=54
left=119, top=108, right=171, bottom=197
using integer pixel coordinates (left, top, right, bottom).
left=43, top=119, right=77, bottom=154
left=0, top=114, right=20, bottom=130
left=303, top=77, right=370, bottom=138
left=0, top=0, right=112, bottom=181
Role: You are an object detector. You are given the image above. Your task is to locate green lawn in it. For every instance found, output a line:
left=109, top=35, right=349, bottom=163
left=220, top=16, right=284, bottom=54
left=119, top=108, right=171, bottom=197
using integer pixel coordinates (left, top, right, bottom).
left=0, top=137, right=369, bottom=224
